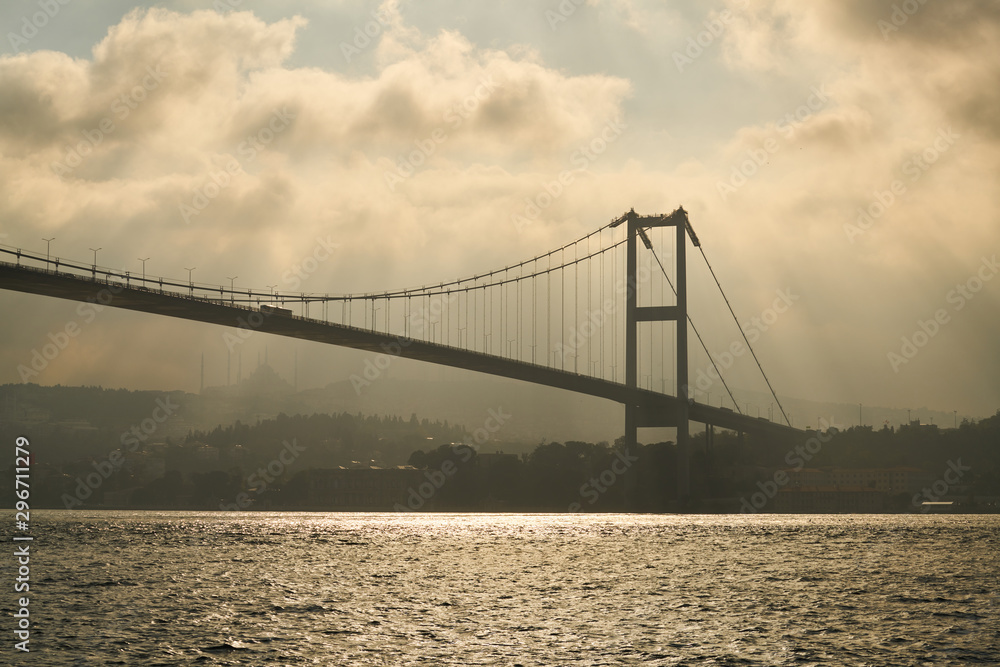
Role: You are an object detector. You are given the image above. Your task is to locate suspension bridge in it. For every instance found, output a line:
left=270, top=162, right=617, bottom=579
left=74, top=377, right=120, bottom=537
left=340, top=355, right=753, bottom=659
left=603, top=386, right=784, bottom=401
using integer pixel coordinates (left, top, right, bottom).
left=0, top=207, right=805, bottom=501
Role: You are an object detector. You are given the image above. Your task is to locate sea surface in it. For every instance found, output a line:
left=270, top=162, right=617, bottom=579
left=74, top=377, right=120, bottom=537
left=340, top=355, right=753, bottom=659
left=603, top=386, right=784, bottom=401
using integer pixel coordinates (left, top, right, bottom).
left=8, top=511, right=1000, bottom=665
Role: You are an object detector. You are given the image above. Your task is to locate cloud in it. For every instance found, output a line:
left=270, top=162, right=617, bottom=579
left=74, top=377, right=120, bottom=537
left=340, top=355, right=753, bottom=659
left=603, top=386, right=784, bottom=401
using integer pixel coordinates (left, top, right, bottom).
left=0, top=4, right=631, bottom=241
left=0, top=1, right=998, bottom=420
left=719, top=0, right=1000, bottom=141
left=686, top=0, right=1000, bottom=412
left=0, top=4, right=633, bottom=390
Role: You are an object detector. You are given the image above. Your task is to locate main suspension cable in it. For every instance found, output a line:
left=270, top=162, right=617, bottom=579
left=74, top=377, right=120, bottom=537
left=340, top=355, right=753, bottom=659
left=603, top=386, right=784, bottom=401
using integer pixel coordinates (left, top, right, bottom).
left=646, top=243, right=741, bottom=414
left=696, top=245, right=791, bottom=426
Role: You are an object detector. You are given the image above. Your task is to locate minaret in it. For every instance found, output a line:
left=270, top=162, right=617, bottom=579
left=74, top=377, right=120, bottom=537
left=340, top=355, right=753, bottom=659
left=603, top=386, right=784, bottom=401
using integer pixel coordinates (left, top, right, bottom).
left=200, top=353, right=204, bottom=394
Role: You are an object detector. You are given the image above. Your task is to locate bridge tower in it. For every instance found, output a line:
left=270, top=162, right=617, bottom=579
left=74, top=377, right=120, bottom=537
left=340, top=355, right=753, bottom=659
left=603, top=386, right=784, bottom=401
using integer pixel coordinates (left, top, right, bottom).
left=621, top=207, right=696, bottom=506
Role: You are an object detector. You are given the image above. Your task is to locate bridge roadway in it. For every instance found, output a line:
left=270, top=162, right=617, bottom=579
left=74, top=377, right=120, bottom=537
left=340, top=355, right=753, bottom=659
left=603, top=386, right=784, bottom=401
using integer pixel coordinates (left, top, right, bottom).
left=0, top=261, right=805, bottom=442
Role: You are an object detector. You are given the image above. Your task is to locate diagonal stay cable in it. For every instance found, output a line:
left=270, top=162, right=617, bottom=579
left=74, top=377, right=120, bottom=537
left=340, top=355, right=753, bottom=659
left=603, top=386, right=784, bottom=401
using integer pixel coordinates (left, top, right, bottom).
left=695, top=245, right=791, bottom=427
left=645, top=242, right=741, bottom=414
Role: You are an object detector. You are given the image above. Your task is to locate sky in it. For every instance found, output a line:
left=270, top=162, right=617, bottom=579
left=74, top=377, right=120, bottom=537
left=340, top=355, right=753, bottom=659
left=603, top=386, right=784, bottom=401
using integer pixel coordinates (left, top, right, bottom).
left=0, top=0, right=998, bottom=424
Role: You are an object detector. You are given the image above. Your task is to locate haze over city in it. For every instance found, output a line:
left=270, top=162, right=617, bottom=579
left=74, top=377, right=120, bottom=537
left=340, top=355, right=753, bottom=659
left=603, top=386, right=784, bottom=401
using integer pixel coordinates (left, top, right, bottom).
left=1, top=0, right=998, bottom=420
left=4, top=3, right=1000, bottom=665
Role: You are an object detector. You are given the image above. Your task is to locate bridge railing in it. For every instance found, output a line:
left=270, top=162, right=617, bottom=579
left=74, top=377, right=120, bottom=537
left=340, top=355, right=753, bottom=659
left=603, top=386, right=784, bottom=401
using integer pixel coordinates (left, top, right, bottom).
left=0, top=252, right=604, bottom=382
left=0, top=244, right=339, bottom=308
left=0, top=247, right=805, bottom=436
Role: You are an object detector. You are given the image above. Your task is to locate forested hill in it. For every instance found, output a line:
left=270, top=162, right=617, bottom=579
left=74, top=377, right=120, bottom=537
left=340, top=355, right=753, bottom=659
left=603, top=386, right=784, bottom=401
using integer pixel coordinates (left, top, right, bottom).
left=186, top=411, right=466, bottom=468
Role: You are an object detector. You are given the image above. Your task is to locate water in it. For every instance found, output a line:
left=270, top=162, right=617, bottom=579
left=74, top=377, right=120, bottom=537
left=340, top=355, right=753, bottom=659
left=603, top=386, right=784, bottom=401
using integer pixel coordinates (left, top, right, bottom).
left=11, top=512, right=1000, bottom=665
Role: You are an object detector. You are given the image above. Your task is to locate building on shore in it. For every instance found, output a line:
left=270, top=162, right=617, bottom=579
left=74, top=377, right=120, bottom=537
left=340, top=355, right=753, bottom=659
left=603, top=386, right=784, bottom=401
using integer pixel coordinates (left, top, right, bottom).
left=289, top=466, right=425, bottom=510
left=768, top=466, right=941, bottom=513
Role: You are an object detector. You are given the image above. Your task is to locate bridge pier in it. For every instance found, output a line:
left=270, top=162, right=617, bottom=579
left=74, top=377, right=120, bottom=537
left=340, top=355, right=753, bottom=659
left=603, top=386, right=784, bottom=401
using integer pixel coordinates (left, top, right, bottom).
left=1, top=212, right=807, bottom=516
left=623, top=207, right=692, bottom=508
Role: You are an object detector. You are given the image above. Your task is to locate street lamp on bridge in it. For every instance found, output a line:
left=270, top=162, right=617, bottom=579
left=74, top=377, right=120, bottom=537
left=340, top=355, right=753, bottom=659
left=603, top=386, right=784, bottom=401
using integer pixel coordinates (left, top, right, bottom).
left=227, top=276, right=238, bottom=304
left=564, top=352, right=576, bottom=373
left=184, top=267, right=196, bottom=296
left=88, top=247, right=102, bottom=279
left=42, top=237, right=54, bottom=268
left=137, top=257, right=149, bottom=286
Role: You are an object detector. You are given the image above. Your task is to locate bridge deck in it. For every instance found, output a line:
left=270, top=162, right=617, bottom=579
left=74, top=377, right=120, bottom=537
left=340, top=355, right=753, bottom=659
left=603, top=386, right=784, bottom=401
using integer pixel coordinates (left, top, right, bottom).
left=0, top=261, right=804, bottom=441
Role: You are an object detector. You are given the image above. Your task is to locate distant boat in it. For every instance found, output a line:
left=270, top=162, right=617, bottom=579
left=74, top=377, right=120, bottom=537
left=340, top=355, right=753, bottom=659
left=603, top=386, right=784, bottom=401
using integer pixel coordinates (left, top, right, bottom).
left=920, top=501, right=957, bottom=513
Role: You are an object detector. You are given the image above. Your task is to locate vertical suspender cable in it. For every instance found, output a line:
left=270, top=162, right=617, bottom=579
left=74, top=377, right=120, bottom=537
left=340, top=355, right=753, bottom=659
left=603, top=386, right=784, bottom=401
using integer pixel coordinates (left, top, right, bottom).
left=600, top=228, right=605, bottom=380
left=647, top=243, right=740, bottom=413
left=587, top=235, right=592, bottom=375
left=561, top=248, right=565, bottom=370
left=696, top=245, right=791, bottom=426
left=533, top=259, right=537, bottom=364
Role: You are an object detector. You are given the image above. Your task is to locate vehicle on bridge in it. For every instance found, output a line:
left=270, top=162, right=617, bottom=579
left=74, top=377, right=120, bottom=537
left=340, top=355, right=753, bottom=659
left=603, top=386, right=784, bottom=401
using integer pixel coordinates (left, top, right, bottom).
left=260, top=304, right=293, bottom=317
